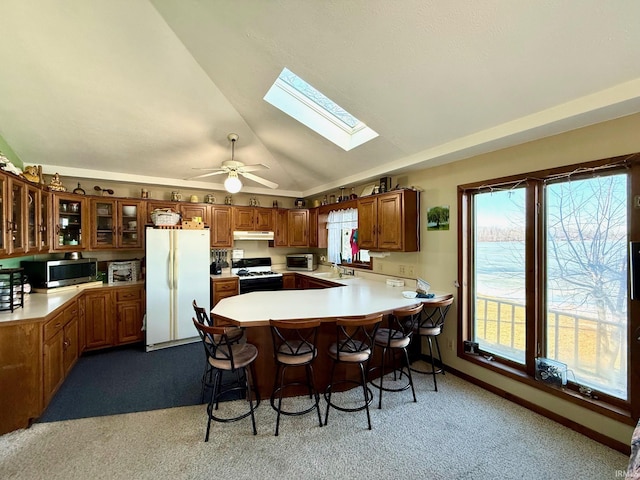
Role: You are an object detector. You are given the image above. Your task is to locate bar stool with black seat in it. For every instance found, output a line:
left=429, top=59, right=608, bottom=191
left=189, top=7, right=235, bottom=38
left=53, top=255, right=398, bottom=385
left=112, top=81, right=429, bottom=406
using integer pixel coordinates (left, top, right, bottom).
left=269, top=319, right=323, bottom=436
left=324, top=313, right=383, bottom=430
left=193, top=299, right=244, bottom=403
left=370, top=303, right=423, bottom=409
left=410, top=294, right=454, bottom=391
left=192, top=318, right=260, bottom=440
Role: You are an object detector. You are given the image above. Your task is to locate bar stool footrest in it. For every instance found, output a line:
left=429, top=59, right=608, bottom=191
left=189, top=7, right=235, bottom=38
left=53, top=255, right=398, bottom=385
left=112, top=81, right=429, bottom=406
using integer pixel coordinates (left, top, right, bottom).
left=271, top=383, right=321, bottom=417
left=324, top=379, right=373, bottom=413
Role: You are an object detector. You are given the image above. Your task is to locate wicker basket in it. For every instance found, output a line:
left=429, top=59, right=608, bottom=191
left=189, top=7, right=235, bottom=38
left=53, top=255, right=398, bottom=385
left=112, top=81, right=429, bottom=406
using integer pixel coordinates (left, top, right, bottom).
left=150, top=210, right=181, bottom=226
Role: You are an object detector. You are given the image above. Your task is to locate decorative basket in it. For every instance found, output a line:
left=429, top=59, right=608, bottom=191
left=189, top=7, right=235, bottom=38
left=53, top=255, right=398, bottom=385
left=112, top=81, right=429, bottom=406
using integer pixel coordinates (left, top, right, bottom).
left=150, top=209, right=180, bottom=226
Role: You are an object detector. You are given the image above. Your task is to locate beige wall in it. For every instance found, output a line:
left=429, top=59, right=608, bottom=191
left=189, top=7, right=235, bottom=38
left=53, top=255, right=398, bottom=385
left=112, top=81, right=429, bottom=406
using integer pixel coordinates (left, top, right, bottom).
left=394, top=112, right=640, bottom=446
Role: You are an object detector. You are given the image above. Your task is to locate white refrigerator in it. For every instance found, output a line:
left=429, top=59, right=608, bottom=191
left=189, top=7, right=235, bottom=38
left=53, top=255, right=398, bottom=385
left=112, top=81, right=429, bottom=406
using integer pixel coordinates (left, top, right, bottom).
left=145, top=227, right=210, bottom=351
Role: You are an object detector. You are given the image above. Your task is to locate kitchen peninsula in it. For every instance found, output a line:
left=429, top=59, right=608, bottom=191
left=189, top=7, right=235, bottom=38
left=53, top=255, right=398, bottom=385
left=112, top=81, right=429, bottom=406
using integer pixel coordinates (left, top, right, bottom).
left=212, top=274, right=450, bottom=398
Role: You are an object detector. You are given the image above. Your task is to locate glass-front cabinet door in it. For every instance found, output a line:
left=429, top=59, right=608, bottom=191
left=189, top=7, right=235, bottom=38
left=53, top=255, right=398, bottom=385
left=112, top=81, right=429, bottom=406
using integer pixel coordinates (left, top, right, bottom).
left=8, top=178, right=26, bottom=255
left=90, top=199, right=143, bottom=249
left=39, top=190, right=51, bottom=251
left=118, top=200, right=143, bottom=249
left=0, top=176, right=7, bottom=256
left=26, top=186, right=39, bottom=252
left=91, top=199, right=116, bottom=249
left=53, top=193, right=86, bottom=250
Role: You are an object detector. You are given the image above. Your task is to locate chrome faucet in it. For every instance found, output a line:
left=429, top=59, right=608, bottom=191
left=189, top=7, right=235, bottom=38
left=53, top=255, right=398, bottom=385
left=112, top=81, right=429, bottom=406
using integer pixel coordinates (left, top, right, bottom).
left=339, top=266, right=355, bottom=277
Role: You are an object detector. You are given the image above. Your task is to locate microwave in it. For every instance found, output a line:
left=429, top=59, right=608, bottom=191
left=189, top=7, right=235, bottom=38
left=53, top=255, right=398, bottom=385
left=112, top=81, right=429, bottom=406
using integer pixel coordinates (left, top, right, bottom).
left=286, top=253, right=317, bottom=271
left=21, top=258, right=98, bottom=289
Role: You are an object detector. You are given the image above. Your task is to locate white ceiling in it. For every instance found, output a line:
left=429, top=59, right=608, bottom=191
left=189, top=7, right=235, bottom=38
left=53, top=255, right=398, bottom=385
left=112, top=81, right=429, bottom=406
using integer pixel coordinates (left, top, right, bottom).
left=1, top=1, right=640, bottom=198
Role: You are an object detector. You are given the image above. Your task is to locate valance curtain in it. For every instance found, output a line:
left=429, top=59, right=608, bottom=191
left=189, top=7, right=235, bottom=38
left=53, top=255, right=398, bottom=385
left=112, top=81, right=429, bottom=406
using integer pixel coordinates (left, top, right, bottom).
left=326, top=208, right=357, bottom=264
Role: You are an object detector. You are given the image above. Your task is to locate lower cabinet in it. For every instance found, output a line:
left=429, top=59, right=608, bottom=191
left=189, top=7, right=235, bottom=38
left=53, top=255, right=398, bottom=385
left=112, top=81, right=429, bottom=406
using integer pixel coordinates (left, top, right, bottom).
left=43, top=301, right=79, bottom=406
left=282, top=273, right=296, bottom=290
left=295, top=274, right=337, bottom=290
left=211, top=277, right=239, bottom=307
left=84, top=284, right=145, bottom=350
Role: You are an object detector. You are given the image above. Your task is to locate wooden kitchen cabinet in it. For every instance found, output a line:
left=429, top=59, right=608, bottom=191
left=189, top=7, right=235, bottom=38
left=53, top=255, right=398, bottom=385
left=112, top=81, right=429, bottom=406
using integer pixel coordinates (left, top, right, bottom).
left=84, top=285, right=144, bottom=349
left=84, top=289, right=114, bottom=350
left=0, top=321, right=42, bottom=434
left=211, top=277, right=239, bottom=307
left=308, top=208, right=318, bottom=248
left=179, top=203, right=210, bottom=225
left=288, top=209, right=309, bottom=247
left=210, top=205, right=232, bottom=247
left=357, top=189, right=419, bottom=251
left=273, top=208, right=289, bottom=247
left=7, top=177, right=27, bottom=255
left=90, top=199, right=145, bottom=250
left=295, top=274, right=336, bottom=290
left=52, top=193, right=88, bottom=251
left=26, top=187, right=51, bottom=253
left=115, top=285, right=145, bottom=344
left=43, top=302, right=79, bottom=405
left=282, top=272, right=296, bottom=290
left=233, top=206, right=273, bottom=231
left=0, top=175, right=7, bottom=256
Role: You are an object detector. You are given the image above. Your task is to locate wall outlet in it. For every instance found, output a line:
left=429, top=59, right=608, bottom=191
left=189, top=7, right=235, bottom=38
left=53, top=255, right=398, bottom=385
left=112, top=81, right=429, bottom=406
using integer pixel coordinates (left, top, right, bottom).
left=407, top=265, right=415, bottom=277
left=398, top=265, right=406, bottom=275
left=447, top=339, right=454, bottom=351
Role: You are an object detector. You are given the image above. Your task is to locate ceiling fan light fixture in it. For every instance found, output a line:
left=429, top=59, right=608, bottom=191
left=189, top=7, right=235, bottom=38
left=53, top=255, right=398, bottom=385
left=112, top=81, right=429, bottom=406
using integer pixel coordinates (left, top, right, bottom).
left=224, top=170, right=242, bottom=193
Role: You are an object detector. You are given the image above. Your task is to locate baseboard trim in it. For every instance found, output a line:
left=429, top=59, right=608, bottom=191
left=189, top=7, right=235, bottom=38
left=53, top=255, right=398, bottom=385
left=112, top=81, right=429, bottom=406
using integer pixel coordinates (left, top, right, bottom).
left=444, top=363, right=631, bottom=455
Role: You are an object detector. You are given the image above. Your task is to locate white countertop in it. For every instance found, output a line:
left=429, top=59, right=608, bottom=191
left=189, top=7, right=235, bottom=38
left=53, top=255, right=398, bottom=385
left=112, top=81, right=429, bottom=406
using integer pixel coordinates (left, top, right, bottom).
left=0, top=281, right=144, bottom=325
left=212, top=274, right=450, bottom=327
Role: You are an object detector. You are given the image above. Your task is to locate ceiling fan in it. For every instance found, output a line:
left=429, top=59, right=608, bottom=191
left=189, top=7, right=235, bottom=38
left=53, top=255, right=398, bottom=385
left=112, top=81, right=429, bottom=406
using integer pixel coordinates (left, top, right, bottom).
left=189, top=133, right=278, bottom=193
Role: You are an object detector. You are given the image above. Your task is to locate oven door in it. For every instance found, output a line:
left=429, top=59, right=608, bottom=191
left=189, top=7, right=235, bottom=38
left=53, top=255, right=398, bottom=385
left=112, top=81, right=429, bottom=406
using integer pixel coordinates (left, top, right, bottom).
left=239, top=276, right=284, bottom=294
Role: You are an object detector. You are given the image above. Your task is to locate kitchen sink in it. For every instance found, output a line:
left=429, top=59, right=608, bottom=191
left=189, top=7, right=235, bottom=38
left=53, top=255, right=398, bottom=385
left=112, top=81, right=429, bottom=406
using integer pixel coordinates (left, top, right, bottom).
left=312, top=272, right=356, bottom=280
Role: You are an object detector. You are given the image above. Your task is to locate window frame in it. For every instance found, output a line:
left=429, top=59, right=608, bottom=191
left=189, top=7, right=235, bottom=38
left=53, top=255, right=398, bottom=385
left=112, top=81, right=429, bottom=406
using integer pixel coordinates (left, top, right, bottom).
left=457, top=153, right=640, bottom=424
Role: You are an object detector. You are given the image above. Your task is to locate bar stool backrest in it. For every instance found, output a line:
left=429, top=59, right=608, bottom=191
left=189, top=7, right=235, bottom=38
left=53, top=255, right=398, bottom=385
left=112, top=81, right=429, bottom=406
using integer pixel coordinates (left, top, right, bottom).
left=270, top=319, right=321, bottom=364
left=419, top=294, right=454, bottom=332
left=334, top=313, right=383, bottom=362
left=193, top=299, right=213, bottom=326
left=389, top=303, right=423, bottom=340
left=192, top=318, right=237, bottom=370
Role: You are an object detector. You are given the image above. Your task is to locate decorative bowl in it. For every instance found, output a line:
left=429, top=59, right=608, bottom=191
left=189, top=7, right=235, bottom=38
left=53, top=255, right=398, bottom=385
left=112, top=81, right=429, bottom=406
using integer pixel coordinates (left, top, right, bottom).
left=402, top=290, right=418, bottom=299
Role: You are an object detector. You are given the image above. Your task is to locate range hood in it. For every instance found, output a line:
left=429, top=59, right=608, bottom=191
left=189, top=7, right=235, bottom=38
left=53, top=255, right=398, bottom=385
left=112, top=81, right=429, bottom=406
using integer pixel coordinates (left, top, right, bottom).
left=233, top=231, right=275, bottom=241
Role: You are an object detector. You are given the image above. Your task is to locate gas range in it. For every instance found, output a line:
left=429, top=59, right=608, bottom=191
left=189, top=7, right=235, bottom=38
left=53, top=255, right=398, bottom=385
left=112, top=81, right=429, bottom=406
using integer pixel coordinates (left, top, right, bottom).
left=231, top=257, right=283, bottom=293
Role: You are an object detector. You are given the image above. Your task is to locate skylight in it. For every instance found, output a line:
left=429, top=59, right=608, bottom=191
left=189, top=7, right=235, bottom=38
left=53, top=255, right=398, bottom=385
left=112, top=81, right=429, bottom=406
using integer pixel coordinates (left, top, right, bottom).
left=264, top=68, right=378, bottom=151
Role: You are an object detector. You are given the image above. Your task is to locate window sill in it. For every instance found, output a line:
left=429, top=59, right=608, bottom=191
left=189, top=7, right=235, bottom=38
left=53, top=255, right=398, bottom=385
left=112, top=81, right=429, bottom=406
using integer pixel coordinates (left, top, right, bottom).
left=460, top=352, right=635, bottom=425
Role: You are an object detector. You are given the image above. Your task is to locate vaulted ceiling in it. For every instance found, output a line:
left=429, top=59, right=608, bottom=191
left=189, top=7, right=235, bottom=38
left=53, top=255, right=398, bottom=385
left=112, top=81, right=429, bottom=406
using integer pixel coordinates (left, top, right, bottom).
left=1, top=1, right=640, bottom=197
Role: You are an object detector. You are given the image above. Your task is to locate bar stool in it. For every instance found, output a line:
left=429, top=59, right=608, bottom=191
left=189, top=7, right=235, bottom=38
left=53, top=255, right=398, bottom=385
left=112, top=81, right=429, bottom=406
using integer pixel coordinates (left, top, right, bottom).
left=370, top=303, right=422, bottom=409
left=193, top=299, right=244, bottom=403
left=192, top=318, right=260, bottom=440
left=324, top=313, right=383, bottom=430
left=410, top=294, right=454, bottom=391
left=269, top=319, right=323, bottom=436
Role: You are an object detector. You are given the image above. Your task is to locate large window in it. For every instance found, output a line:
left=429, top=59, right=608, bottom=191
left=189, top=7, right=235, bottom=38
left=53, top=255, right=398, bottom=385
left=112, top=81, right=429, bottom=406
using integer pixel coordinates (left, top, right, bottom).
left=459, top=155, right=640, bottom=419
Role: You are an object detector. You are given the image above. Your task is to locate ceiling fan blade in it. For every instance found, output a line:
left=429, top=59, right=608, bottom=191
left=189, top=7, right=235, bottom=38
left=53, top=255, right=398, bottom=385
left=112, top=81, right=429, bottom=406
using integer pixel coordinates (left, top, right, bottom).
left=191, top=167, right=224, bottom=171
left=186, top=170, right=228, bottom=180
left=239, top=171, right=279, bottom=189
left=239, top=163, right=269, bottom=172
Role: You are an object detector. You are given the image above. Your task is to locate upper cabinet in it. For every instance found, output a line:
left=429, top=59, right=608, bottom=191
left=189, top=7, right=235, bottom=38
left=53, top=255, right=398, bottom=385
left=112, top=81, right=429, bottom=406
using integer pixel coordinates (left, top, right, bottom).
left=288, top=209, right=309, bottom=247
left=273, top=209, right=289, bottom=247
left=210, top=205, right=232, bottom=248
left=90, top=199, right=144, bottom=250
left=7, top=178, right=27, bottom=255
left=26, top=185, right=50, bottom=253
left=53, top=193, right=88, bottom=251
left=357, top=189, right=420, bottom=252
left=233, top=207, right=273, bottom=231
left=308, top=208, right=318, bottom=248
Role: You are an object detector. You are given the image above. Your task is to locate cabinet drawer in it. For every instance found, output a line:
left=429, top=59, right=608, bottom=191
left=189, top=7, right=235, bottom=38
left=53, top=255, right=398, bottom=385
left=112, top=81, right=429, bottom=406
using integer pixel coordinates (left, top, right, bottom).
left=44, top=313, right=65, bottom=341
left=213, top=280, right=238, bottom=293
left=64, top=303, right=78, bottom=323
left=116, top=288, right=142, bottom=302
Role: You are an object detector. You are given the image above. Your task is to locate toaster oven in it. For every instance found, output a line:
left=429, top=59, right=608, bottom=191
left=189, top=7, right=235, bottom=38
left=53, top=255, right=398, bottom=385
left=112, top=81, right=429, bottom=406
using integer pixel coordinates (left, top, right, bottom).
left=286, top=253, right=317, bottom=271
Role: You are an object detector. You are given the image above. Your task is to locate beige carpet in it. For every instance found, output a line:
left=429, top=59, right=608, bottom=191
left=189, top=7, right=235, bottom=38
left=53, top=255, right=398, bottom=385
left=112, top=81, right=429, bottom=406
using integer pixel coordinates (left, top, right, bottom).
left=0, top=363, right=629, bottom=480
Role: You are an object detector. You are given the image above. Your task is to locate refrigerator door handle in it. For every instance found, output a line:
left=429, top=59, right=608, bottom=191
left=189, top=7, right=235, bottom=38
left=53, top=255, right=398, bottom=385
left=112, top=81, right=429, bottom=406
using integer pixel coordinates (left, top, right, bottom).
left=173, top=231, right=179, bottom=290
